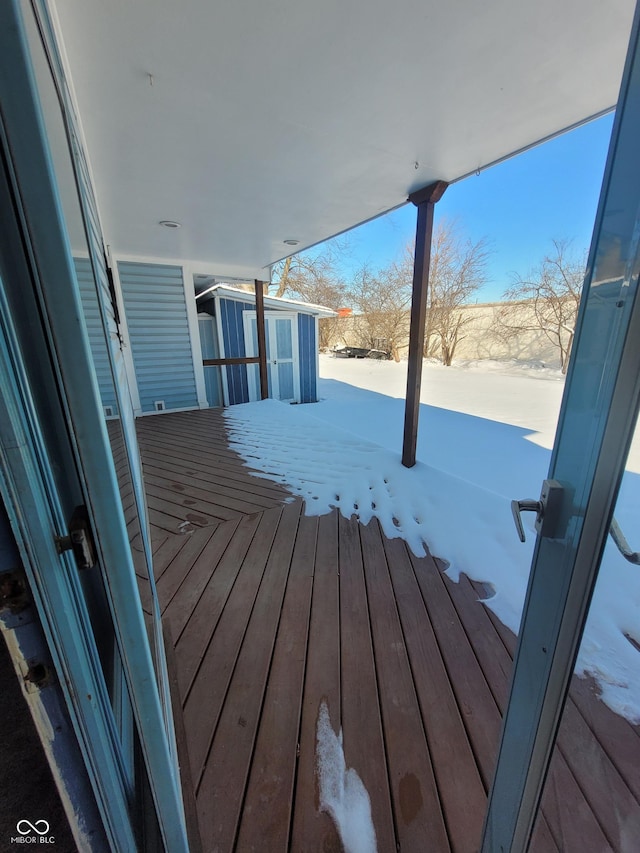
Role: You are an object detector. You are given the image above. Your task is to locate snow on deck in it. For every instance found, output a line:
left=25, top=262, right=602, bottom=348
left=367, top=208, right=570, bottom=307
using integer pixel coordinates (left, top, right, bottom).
left=224, top=356, right=640, bottom=723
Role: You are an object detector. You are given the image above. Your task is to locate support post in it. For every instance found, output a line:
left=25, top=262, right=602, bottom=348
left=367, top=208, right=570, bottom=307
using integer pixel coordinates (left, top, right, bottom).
left=254, top=279, right=269, bottom=399
left=402, top=181, right=448, bottom=467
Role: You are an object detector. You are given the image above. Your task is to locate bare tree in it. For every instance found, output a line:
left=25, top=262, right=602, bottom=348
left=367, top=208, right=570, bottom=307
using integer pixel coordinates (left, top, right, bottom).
left=349, top=262, right=412, bottom=360
left=271, top=239, right=350, bottom=302
left=414, top=221, right=490, bottom=365
left=497, top=239, right=585, bottom=373
left=270, top=243, right=350, bottom=350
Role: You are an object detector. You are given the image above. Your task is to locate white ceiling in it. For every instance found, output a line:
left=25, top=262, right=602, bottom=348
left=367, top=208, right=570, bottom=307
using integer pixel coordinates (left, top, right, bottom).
left=52, top=0, right=636, bottom=278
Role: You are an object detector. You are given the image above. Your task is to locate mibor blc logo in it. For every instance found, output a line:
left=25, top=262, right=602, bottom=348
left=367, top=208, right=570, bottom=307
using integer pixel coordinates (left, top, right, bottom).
left=11, top=820, right=55, bottom=845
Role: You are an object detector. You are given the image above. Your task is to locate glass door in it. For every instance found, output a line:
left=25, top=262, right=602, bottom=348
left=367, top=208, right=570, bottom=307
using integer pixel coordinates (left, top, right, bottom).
left=482, top=5, right=640, bottom=849
left=0, top=2, right=188, bottom=849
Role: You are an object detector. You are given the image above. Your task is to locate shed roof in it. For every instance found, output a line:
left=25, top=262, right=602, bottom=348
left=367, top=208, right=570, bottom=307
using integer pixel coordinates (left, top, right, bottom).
left=196, top=284, right=337, bottom=318
left=50, top=0, right=636, bottom=277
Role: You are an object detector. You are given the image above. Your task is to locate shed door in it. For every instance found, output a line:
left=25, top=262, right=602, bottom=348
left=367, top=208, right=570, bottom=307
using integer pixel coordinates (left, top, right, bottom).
left=244, top=311, right=300, bottom=403
left=198, top=314, right=223, bottom=406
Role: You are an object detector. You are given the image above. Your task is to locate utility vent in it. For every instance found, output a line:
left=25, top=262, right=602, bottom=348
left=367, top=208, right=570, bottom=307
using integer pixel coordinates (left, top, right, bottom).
left=103, top=406, right=114, bottom=418
left=154, top=400, right=166, bottom=412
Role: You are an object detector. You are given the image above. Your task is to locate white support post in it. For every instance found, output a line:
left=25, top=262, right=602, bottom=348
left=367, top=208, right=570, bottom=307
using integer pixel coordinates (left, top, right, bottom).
left=182, top=262, right=208, bottom=409
left=108, top=253, right=142, bottom=416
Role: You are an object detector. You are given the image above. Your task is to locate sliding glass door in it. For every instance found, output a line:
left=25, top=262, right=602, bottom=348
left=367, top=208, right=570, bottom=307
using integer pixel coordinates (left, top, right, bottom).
left=483, top=4, right=640, bottom=848
left=0, top=2, right=188, bottom=848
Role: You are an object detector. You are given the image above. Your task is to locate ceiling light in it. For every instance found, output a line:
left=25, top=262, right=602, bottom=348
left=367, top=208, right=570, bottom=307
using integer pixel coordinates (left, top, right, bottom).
left=159, top=220, right=181, bottom=228
left=283, top=238, right=299, bottom=246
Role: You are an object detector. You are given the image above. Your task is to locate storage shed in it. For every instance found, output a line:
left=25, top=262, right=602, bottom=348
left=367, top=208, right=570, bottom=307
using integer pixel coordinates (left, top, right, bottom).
left=196, top=284, right=335, bottom=406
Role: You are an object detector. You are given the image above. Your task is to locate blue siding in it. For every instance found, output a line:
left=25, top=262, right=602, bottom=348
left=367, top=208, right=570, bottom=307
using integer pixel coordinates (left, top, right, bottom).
left=75, top=258, right=119, bottom=415
left=119, top=262, right=198, bottom=413
left=298, top=313, right=317, bottom=403
left=218, top=295, right=319, bottom=405
left=219, top=298, right=252, bottom=405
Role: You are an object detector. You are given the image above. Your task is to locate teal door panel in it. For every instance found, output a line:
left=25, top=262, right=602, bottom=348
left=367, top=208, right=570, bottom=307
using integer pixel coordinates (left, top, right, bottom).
left=482, top=6, right=640, bottom=849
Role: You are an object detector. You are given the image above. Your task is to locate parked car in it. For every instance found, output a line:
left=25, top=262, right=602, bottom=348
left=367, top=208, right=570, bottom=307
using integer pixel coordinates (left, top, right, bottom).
left=333, top=346, right=370, bottom=358
left=333, top=346, right=392, bottom=360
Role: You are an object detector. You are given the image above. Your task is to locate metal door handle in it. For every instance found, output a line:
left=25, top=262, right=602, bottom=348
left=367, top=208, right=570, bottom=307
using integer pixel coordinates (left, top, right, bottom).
left=512, top=480, right=564, bottom=543
left=609, top=517, right=640, bottom=564
left=511, top=499, right=542, bottom=542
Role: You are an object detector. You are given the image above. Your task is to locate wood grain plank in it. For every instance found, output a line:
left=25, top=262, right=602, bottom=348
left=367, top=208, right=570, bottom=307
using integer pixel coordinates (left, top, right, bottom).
left=156, top=525, right=218, bottom=613
left=148, top=505, right=194, bottom=534
left=383, top=536, right=486, bottom=853
left=449, top=576, right=560, bottom=851
left=175, top=511, right=262, bottom=699
left=339, top=514, right=397, bottom=853
left=361, top=520, right=450, bottom=851
left=235, top=514, right=319, bottom=852
left=163, top=518, right=241, bottom=643
left=290, top=511, right=342, bottom=853
left=196, top=500, right=303, bottom=849
left=408, top=552, right=501, bottom=790
left=152, top=533, right=191, bottom=582
left=138, top=428, right=280, bottom=475
left=140, top=439, right=286, bottom=487
left=143, top=470, right=270, bottom=516
left=141, top=461, right=279, bottom=509
left=138, top=428, right=246, bottom=461
left=453, top=574, right=612, bottom=850
left=150, top=523, right=170, bottom=550
left=570, top=676, right=640, bottom=801
left=140, top=439, right=287, bottom=498
left=182, top=508, right=283, bottom=785
left=145, top=481, right=240, bottom=523
left=529, top=816, right=561, bottom=853
left=558, top=701, right=640, bottom=848
left=541, top=750, right=613, bottom=852
left=162, top=619, right=203, bottom=853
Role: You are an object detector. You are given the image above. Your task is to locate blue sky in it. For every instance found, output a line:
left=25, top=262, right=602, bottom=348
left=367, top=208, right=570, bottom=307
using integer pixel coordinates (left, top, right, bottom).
left=336, top=113, right=615, bottom=302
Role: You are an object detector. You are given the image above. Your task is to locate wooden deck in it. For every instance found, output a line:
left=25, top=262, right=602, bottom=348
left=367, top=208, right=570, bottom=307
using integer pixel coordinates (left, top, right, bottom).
left=133, top=408, right=640, bottom=853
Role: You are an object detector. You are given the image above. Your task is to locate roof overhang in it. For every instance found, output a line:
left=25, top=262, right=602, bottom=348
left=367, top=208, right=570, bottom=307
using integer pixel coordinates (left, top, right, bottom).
left=50, top=0, right=636, bottom=277
left=197, top=284, right=337, bottom=317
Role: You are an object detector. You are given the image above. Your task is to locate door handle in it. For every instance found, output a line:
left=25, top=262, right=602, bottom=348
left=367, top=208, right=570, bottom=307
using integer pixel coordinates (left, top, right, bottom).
left=511, top=499, right=542, bottom=543
left=609, top=517, right=640, bottom=564
left=54, top=505, right=97, bottom=570
left=511, top=479, right=564, bottom=543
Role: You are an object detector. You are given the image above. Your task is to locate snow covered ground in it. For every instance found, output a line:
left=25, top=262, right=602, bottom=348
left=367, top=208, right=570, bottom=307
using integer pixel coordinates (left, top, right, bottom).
left=224, top=355, right=640, bottom=723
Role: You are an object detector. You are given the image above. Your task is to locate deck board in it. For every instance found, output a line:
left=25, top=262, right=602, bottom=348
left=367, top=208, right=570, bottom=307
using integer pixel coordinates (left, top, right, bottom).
left=382, top=535, right=486, bottom=852
left=176, top=512, right=263, bottom=701
left=466, top=578, right=638, bottom=850
left=196, top=500, right=303, bottom=848
left=162, top=519, right=240, bottom=643
left=338, top=515, right=397, bottom=853
left=408, top=550, right=502, bottom=790
left=235, top=513, right=319, bottom=852
left=289, top=511, right=343, bottom=853
left=183, top=506, right=283, bottom=788
left=155, top=525, right=219, bottom=612
left=360, top=520, right=450, bottom=852
left=135, top=408, right=640, bottom=852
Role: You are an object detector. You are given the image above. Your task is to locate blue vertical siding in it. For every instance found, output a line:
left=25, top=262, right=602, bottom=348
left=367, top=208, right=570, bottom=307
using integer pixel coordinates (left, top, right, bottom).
left=298, top=313, right=317, bottom=403
left=219, top=298, right=252, bottom=405
left=119, top=262, right=198, bottom=413
left=217, top=296, right=319, bottom=405
left=75, top=258, right=119, bottom=415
